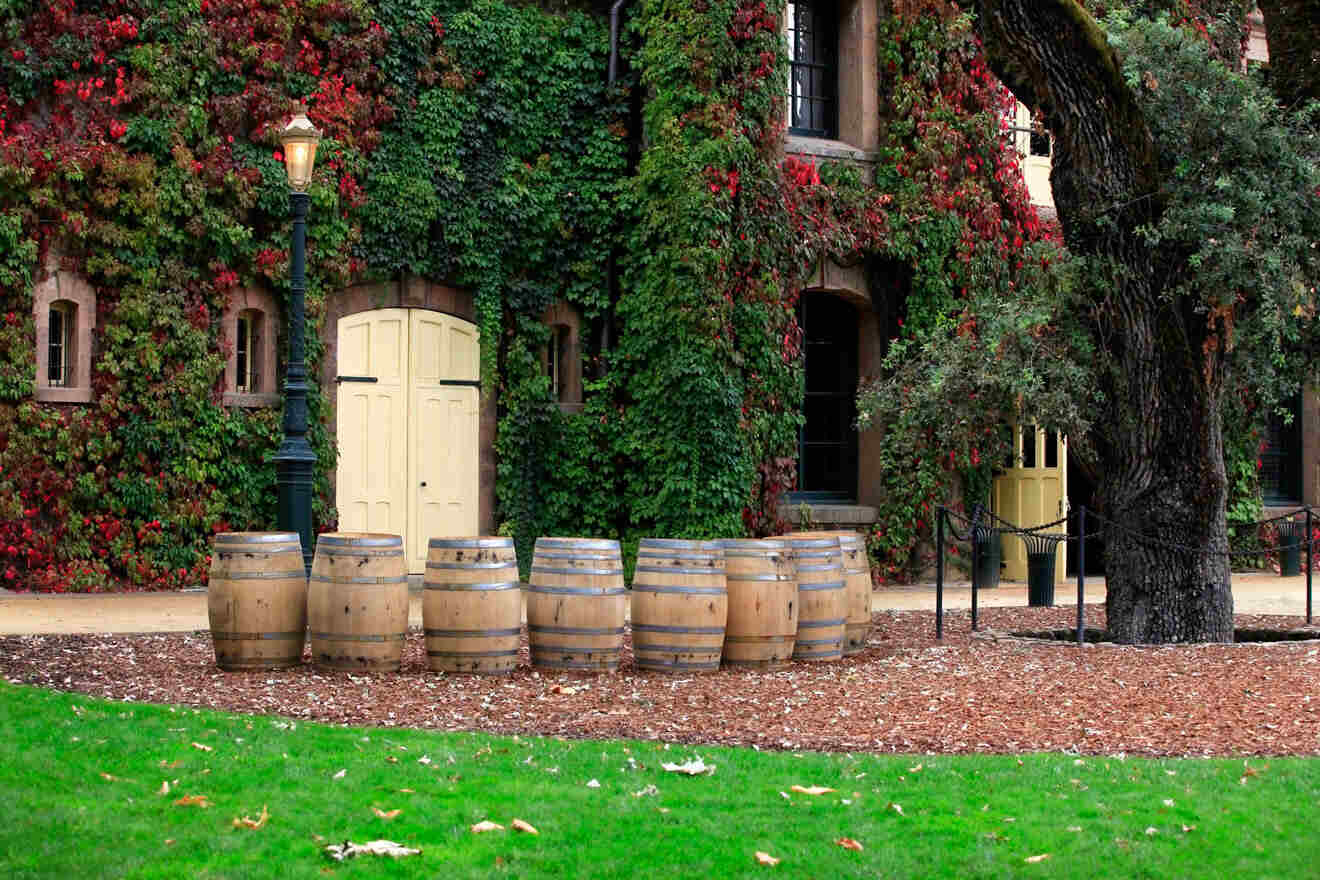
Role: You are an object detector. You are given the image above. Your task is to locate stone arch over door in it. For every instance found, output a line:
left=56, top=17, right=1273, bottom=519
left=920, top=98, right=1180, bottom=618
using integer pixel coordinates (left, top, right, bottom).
left=785, top=262, right=886, bottom=526
left=324, top=278, right=496, bottom=572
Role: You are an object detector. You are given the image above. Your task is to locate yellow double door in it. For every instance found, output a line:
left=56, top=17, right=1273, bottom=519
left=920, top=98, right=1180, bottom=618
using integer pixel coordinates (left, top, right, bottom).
left=335, top=309, right=480, bottom=574
left=991, top=425, right=1068, bottom=583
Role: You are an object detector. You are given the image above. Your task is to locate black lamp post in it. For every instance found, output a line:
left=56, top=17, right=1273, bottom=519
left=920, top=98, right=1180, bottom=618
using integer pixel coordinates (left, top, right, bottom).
left=276, top=104, right=321, bottom=574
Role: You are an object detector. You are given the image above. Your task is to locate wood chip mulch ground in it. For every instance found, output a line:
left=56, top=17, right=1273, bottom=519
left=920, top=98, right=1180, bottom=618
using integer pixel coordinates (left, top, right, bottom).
left=3, top=606, right=1318, bottom=758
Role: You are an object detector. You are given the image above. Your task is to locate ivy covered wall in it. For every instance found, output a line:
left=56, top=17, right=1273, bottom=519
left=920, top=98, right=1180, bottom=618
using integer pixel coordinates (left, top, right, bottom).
left=0, top=0, right=1115, bottom=591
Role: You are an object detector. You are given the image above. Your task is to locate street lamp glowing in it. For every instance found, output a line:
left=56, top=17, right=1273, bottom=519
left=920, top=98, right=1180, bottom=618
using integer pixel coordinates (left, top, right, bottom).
left=280, top=104, right=321, bottom=192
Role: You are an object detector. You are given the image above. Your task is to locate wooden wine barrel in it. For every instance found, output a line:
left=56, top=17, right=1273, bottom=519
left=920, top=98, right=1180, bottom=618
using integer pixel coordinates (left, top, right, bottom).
left=630, top=539, right=727, bottom=673
left=207, top=532, right=307, bottom=671
left=527, top=537, right=626, bottom=672
left=308, top=533, right=409, bottom=672
left=779, top=534, right=845, bottom=661
left=789, top=530, right=873, bottom=654
left=423, top=537, right=521, bottom=675
left=721, top=538, right=796, bottom=668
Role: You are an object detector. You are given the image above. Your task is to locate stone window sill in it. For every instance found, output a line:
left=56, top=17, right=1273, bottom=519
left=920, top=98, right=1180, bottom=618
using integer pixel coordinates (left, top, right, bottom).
left=34, top=386, right=93, bottom=404
left=785, top=135, right=879, bottom=164
left=223, top=391, right=283, bottom=409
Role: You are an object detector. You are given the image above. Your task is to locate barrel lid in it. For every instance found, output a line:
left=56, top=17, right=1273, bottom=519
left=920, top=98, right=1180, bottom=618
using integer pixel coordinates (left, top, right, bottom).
left=428, top=536, right=514, bottom=549
left=534, top=537, right=620, bottom=552
left=317, top=532, right=403, bottom=547
left=720, top=538, right=789, bottom=549
left=778, top=534, right=841, bottom=549
left=214, top=531, right=300, bottom=543
left=791, top=529, right=864, bottom=547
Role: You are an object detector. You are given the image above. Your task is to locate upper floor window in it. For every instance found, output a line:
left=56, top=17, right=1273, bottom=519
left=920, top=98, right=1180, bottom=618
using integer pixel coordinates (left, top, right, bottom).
left=788, top=0, right=837, bottom=139
left=1009, top=102, right=1051, bottom=158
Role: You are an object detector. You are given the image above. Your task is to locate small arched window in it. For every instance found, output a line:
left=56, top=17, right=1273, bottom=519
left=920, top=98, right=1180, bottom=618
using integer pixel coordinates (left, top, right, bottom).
left=223, top=289, right=280, bottom=407
left=34, top=269, right=95, bottom=404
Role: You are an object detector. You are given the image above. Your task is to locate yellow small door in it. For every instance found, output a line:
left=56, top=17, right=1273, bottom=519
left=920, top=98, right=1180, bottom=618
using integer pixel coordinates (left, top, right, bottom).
left=992, top=425, right=1067, bottom=582
left=336, top=309, right=480, bottom=574
left=408, top=310, right=480, bottom=571
left=335, top=309, right=409, bottom=541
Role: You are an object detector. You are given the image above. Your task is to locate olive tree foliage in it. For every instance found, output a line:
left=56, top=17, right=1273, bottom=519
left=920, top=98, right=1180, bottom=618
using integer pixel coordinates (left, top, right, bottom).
left=862, top=2, right=1320, bottom=642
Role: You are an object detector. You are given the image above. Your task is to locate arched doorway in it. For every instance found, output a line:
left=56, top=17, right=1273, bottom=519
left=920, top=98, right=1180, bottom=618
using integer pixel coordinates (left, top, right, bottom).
left=335, top=308, right=480, bottom=573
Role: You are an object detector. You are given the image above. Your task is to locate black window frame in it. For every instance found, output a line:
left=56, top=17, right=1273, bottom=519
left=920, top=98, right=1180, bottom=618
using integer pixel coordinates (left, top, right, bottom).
left=787, top=0, right=838, bottom=140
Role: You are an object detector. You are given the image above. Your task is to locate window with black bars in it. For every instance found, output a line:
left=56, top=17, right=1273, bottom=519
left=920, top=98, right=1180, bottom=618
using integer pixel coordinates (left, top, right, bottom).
left=48, top=305, right=69, bottom=387
left=788, top=0, right=837, bottom=139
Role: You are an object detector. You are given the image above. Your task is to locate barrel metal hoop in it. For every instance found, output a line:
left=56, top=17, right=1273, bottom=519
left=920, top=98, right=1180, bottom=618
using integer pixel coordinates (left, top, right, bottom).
left=798, top=617, right=847, bottom=628
left=723, top=574, right=794, bottom=582
left=530, top=565, right=623, bottom=577
left=212, top=570, right=307, bottom=580
left=210, top=630, right=304, bottom=640
left=631, top=584, right=726, bottom=595
left=215, top=532, right=300, bottom=545
left=798, top=580, right=845, bottom=591
left=424, top=627, right=522, bottom=638
left=534, top=538, right=620, bottom=551
left=423, top=581, right=520, bottom=592
left=426, top=560, right=517, bottom=570
left=310, top=632, right=406, bottom=642
left=528, top=624, right=626, bottom=635
left=723, top=635, right=794, bottom=644
left=310, top=574, right=409, bottom=585
left=318, top=534, right=403, bottom=548
left=427, top=649, right=519, bottom=658
left=635, top=659, right=721, bottom=670
left=428, top=537, right=514, bottom=549
left=631, top=623, right=727, bottom=635
left=527, top=585, right=626, bottom=596
left=635, top=565, right=725, bottom=576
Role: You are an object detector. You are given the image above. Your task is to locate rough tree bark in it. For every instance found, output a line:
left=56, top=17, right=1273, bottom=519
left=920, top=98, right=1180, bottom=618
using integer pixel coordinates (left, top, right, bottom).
left=971, top=0, right=1236, bottom=642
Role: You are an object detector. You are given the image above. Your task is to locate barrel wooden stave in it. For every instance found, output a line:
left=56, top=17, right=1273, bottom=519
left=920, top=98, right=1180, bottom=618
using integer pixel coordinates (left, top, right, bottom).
left=308, top=532, right=409, bottom=672
left=423, top=536, right=521, bottom=675
left=780, top=535, right=846, bottom=661
left=527, top=537, right=626, bottom=672
left=788, top=530, right=873, bottom=654
left=721, top=538, right=796, bottom=668
left=630, top=539, right=727, bottom=673
left=208, top=532, right=307, bottom=671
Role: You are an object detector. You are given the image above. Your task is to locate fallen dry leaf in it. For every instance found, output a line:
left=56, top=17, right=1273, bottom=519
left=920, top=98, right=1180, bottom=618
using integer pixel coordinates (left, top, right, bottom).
left=1024, top=854, right=1050, bottom=863
left=835, top=837, right=863, bottom=851
left=232, top=805, right=269, bottom=830
left=163, top=839, right=175, bottom=847
left=1144, top=827, right=1159, bottom=836
left=385, top=756, right=398, bottom=764
left=908, top=763, right=923, bottom=773
left=1181, top=824, right=1197, bottom=833
left=586, top=778, right=601, bottom=788
left=633, top=784, right=659, bottom=798
left=159, top=760, right=182, bottom=770
left=887, top=802, right=904, bottom=816
left=398, top=788, right=415, bottom=794
left=754, top=851, right=780, bottom=867
left=191, top=742, right=213, bottom=752
left=470, top=820, right=504, bottom=833
left=98, top=772, right=121, bottom=782
left=372, top=807, right=402, bottom=820
left=332, top=769, right=347, bottom=780
left=1066, top=825, right=1082, bottom=832
left=173, top=794, right=212, bottom=808
left=511, top=819, right=538, bottom=835
left=325, top=840, right=420, bottom=861
left=661, top=758, right=715, bottom=776
left=789, top=785, right=835, bottom=796
left=157, top=780, right=170, bottom=796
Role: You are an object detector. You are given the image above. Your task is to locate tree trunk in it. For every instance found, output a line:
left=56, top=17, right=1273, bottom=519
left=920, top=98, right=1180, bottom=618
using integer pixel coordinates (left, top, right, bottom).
left=972, top=0, right=1236, bottom=642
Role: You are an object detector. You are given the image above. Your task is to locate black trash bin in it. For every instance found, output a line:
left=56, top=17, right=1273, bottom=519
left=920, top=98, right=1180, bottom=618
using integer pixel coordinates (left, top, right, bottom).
left=972, top=525, right=1001, bottom=590
left=1021, top=533, right=1064, bottom=607
left=1277, top=520, right=1303, bottom=577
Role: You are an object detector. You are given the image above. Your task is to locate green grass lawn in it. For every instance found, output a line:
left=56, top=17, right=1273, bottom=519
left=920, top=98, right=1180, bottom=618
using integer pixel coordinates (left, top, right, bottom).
left=0, top=681, right=1316, bottom=879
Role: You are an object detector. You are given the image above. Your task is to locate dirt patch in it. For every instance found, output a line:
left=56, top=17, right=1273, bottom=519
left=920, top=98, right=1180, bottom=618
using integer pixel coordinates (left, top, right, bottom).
left=3, top=606, right=1318, bottom=757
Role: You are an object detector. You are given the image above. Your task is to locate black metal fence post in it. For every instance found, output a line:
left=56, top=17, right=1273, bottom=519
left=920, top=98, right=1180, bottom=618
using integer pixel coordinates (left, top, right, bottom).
left=1308, top=506, right=1313, bottom=625
left=1076, top=505, right=1086, bottom=647
left=970, top=522, right=980, bottom=633
left=936, top=507, right=945, bottom=641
